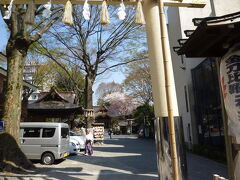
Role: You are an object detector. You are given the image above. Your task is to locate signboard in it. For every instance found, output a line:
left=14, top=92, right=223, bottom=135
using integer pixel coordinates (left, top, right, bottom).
left=92, top=123, right=104, bottom=144
left=220, top=44, right=240, bottom=180
left=0, top=121, right=4, bottom=131
left=220, top=46, right=240, bottom=142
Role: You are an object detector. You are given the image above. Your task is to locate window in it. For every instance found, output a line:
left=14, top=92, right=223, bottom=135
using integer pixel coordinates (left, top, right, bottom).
left=192, top=58, right=224, bottom=146
left=23, top=128, right=41, bottom=137
left=42, top=128, right=55, bottom=138
left=180, top=55, right=184, bottom=64
left=61, top=128, right=69, bottom=138
left=184, top=86, right=189, bottom=112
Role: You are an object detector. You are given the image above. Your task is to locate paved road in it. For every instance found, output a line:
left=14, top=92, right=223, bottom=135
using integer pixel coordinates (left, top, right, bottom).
left=0, top=135, right=227, bottom=180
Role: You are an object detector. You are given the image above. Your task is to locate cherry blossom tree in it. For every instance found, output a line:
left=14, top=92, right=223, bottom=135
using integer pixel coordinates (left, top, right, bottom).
left=103, top=91, right=137, bottom=117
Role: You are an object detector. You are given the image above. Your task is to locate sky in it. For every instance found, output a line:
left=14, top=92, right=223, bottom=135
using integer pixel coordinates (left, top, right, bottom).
left=0, top=14, right=9, bottom=52
left=0, top=14, right=125, bottom=105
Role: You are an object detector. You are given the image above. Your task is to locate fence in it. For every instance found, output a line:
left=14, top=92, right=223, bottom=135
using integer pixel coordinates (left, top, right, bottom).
left=213, top=174, right=228, bottom=180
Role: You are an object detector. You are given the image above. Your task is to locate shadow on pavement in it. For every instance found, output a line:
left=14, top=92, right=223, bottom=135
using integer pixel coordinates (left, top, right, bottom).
left=0, top=167, right=91, bottom=180
left=97, top=170, right=158, bottom=180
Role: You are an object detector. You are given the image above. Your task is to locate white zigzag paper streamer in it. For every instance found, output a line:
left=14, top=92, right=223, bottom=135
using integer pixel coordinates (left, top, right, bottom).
left=117, top=2, right=126, bottom=20
left=42, top=1, right=52, bottom=18
left=3, top=0, right=15, bottom=19
left=83, top=0, right=90, bottom=20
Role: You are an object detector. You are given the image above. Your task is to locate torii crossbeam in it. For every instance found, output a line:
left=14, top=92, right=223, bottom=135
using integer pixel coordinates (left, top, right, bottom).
left=0, top=0, right=205, bottom=8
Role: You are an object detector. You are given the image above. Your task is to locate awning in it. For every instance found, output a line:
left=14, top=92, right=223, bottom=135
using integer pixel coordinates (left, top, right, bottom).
left=175, top=11, right=240, bottom=58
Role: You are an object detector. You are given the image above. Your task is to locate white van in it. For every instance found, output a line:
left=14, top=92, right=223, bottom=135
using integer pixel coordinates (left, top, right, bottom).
left=20, top=122, right=70, bottom=165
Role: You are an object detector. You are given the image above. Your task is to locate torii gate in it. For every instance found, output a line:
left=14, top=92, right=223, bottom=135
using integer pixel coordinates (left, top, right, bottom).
left=0, top=0, right=205, bottom=179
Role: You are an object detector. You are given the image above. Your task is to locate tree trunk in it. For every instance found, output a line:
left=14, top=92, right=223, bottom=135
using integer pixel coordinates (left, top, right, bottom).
left=0, top=41, right=35, bottom=172
left=3, top=46, right=25, bottom=139
left=84, top=74, right=95, bottom=128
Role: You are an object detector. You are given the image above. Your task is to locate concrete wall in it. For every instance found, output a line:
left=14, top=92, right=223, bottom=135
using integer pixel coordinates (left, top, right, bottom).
left=167, top=1, right=240, bottom=147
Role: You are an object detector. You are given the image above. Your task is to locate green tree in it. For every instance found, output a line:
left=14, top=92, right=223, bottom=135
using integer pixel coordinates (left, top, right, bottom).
left=133, top=103, right=155, bottom=136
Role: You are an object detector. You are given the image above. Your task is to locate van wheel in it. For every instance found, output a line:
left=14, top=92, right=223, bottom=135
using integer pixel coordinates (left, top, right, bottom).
left=42, top=153, right=55, bottom=165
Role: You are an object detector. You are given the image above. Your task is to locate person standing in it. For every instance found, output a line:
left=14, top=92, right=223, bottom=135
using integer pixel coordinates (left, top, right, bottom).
left=108, top=129, right=112, bottom=139
left=84, top=129, right=94, bottom=156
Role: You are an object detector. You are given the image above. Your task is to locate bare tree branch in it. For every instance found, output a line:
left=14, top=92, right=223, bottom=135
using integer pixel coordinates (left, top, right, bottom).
left=97, top=57, right=147, bottom=76
left=29, top=15, right=61, bottom=42
left=28, top=7, right=63, bottom=35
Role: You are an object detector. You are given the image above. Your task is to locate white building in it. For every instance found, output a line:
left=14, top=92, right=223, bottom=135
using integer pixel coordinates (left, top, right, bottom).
left=23, top=61, right=39, bottom=85
left=167, top=0, right=240, bottom=148
left=23, top=61, right=41, bottom=102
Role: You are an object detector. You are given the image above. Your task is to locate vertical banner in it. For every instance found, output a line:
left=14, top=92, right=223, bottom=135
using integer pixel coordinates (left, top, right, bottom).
left=220, top=44, right=240, bottom=179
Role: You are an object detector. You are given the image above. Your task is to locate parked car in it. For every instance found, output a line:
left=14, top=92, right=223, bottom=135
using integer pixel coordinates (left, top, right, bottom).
left=20, top=122, right=69, bottom=165
left=69, top=131, right=86, bottom=150
left=69, top=138, right=80, bottom=154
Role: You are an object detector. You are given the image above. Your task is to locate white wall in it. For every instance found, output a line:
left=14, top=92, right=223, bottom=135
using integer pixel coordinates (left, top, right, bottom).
left=213, top=0, right=240, bottom=16
left=167, top=0, right=240, bottom=146
left=168, top=7, right=192, bottom=145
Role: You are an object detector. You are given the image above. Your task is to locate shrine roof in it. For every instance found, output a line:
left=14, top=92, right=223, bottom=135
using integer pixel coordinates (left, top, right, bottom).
left=28, top=87, right=83, bottom=112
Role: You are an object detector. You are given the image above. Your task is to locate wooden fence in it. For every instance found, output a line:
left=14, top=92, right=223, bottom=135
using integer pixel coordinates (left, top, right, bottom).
left=213, top=174, right=228, bottom=180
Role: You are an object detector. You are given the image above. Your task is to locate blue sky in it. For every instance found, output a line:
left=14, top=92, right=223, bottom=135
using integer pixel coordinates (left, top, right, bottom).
left=0, top=14, right=9, bottom=52
left=0, top=14, right=125, bottom=105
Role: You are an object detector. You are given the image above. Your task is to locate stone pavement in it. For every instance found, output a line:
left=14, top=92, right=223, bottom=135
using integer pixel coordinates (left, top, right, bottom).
left=0, top=135, right=227, bottom=180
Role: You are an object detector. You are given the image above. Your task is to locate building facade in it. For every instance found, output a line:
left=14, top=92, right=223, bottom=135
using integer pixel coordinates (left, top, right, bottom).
left=23, top=61, right=41, bottom=102
left=167, top=0, right=240, bottom=148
